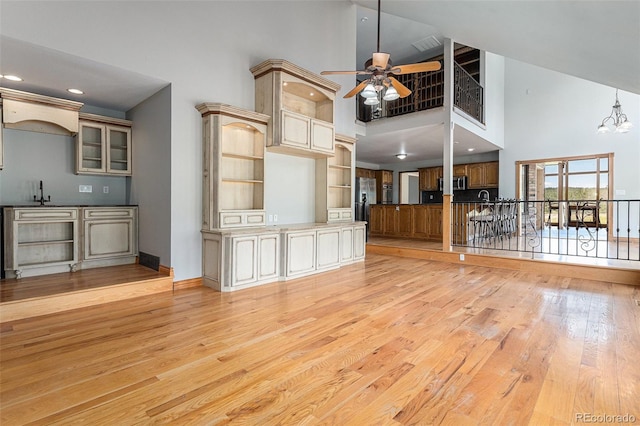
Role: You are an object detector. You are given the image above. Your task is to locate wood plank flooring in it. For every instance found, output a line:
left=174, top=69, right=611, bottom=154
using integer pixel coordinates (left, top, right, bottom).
left=1, top=253, right=639, bottom=425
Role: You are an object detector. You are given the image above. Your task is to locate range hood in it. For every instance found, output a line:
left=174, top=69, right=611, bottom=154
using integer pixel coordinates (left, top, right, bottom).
left=1, top=87, right=83, bottom=136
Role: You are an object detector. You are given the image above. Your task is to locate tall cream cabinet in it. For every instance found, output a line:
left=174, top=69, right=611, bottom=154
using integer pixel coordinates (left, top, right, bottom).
left=195, top=103, right=270, bottom=229
left=316, top=134, right=355, bottom=223
left=250, top=59, right=340, bottom=158
left=0, top=103, right=3, bottom=170
left=76, top=113, right=132, bottom=176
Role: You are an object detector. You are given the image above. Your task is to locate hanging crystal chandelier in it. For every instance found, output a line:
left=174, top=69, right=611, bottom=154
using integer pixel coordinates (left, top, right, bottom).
left=597, top=89, right=633, bottom=134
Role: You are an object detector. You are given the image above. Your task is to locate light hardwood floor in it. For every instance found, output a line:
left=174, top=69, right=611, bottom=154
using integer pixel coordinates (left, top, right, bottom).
left=1, top=253, right=639, bottom=425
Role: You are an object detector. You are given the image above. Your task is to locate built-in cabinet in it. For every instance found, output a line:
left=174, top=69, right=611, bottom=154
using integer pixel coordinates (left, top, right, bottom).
left=202, top=222, right=365, bottom=291
left=76, top=113, right=132, bottom=176
left=251, top=59, right=340, bottom=158
left=468, top=161, right=499, bottom=189
left=3, top=206, right=138, bottom=279
left=356, top=168, right=376, bottom=179
left=195, top=103, right=270, bottom=229
left=316, top=134, right=355, bottom=223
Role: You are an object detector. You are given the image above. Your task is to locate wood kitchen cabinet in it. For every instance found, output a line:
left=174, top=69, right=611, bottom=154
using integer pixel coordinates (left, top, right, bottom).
left=76, top=113, right=132, bottom=176
left=375, top=169, right=393, bottom=203
left=251, top=59, right=340, bottom=158
left=356, top=167, right=375, bottom=179
left=468, top=161, right=499, bottom=189
left=370, top=204, right=443, bottom=241
left=419, top=167, right=442, bottom=191
left=453, top=164, right=468, bottom=176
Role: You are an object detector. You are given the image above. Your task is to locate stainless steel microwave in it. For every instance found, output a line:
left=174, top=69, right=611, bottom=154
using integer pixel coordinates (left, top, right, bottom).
left=439, top=176, right=467, bottom=191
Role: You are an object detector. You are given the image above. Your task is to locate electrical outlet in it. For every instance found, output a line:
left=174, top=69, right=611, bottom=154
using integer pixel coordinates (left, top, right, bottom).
left=459, top=254, right=465, bottom=261
left=273, top=214, right=278, bottom=222
left=103, top=186, right=109, bottom=194
left=268, top=214, right=273, bottom=222
left=79, top=185, right=92, bottom=193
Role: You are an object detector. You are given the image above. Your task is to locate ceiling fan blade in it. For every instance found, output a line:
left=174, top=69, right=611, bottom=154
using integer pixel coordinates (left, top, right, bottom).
left=388, top=76, right=412, bottom=98
left=390, top=61, right=442, bottom=75
left=321, top=70, right=371, bottom=75
left=343, top=80, right=370, bottom=99
left=372, top=52, right=390, bottom=69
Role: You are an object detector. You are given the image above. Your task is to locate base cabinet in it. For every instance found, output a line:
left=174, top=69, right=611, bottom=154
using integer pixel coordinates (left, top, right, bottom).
left=82, top=207, right=137, bottom=264
left=202, top=222, right=365, bottom=292
left=3, top=206, right=138, bottom=279
left=203, top=230, right=280, bottom=291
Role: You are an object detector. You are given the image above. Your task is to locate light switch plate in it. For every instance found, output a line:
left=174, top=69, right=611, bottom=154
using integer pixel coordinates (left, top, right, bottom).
left=79, top=185, right=92, bottom=193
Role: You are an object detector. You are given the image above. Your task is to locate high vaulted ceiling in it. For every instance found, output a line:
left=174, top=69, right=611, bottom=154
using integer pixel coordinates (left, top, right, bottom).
left=1, top=1, right=638, bottom=165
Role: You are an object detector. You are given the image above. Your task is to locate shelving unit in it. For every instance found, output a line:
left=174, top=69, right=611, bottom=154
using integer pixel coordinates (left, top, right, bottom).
left=316, top=134, right=355, bottom=222
left=196, top=103, right=270, bottom=229
left=76, top=113, right=132, bottom=176
left=251, top=59, right=340, bottom=158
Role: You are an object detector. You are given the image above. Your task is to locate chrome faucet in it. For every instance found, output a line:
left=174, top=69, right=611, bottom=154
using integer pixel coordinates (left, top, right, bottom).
left=33, top=180, right=51, bottom=206
left=478, top=190, right=490, bottom=202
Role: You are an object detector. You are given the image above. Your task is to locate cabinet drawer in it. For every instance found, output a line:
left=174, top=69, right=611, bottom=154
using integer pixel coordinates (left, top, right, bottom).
left=14, top=208, right=78, bottom=221
left=219, top=210, right=266, bottom=228
left=83, top=207, right=136, bottom=220
left=327, top=208, right=352, bottom=222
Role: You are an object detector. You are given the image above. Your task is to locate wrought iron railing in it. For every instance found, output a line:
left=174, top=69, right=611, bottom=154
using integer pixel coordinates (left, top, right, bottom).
left=453, top=62, right=484, bottom=123
left=356, top=60, right=484, bottom=124
left=452, top=199, right=640, bottom=262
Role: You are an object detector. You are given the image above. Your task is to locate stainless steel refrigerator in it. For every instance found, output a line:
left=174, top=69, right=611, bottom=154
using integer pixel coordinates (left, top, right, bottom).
left=355, top=177, right=377, bottom=239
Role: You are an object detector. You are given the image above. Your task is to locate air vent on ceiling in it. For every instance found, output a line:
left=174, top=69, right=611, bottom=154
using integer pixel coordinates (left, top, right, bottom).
left=412, top=35, right=442, bottom=52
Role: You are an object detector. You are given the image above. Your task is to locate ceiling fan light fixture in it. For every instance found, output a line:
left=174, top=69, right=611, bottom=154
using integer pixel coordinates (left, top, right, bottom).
left=364, top=96, right=380, bottom=106
left=383, top=86, right=399, bottom=101
left=361, top=83, right=377, bottom=99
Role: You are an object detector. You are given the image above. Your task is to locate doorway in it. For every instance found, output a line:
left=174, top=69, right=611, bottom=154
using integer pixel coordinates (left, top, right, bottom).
left=399, top=171, right=420, bottom=204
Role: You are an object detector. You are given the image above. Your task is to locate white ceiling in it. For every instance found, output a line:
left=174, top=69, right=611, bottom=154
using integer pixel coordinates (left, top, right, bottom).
left=1, top=1, right=638, bottom=164
left=350, top=0, right=640, bottom=165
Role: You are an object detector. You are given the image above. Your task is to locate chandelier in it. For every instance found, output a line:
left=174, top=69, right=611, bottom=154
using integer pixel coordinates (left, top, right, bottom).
left=597, top=89, right=633, bottom=134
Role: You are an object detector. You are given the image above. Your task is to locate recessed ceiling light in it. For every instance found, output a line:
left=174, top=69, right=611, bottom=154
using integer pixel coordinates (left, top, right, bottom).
left=67, top=88, right=84, bottom=95
left=361, top=16, right=368, bottom=22
left=467, top=148, right=475, bottom=152
left=3, top=74, right=23, bottom=82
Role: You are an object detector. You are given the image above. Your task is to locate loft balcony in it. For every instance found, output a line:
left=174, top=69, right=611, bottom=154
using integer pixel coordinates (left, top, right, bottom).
left=357, top=47, right=484, bottom=125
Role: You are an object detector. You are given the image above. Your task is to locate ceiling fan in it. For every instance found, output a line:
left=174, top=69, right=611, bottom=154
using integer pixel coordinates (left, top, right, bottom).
left=321, top=0, right=441, bottom=101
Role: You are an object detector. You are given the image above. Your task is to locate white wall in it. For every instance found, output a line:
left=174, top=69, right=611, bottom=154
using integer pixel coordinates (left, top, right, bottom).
left=1, top=1, right=357, bottom=281
left=501, top=58, right=640, bottom=200
left=453, top=51, right=505, bottom=148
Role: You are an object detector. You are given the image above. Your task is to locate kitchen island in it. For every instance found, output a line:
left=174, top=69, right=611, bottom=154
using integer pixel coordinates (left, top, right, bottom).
left=369, top=204, right=443, bottom=241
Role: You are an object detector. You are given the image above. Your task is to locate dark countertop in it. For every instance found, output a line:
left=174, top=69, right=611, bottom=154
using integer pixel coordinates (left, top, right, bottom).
left=2, top=205, right=138, bottom=208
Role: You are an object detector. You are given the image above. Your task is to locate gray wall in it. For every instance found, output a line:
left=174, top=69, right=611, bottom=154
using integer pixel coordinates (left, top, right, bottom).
left=0, top=128, right=128, bottom=206
left=129, top=85, right=172, bottom=267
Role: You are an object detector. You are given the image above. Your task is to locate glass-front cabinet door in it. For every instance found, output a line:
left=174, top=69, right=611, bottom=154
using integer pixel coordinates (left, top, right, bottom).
left=77, top=121, right=106, bottom=173
left=107, top=125, right=131, bottom=174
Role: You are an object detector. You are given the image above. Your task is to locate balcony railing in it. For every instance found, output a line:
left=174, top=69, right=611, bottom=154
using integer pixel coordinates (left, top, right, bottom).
left=356, top=60, right=484, bottom=124
left=451, top=199, right=640, bottom=262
